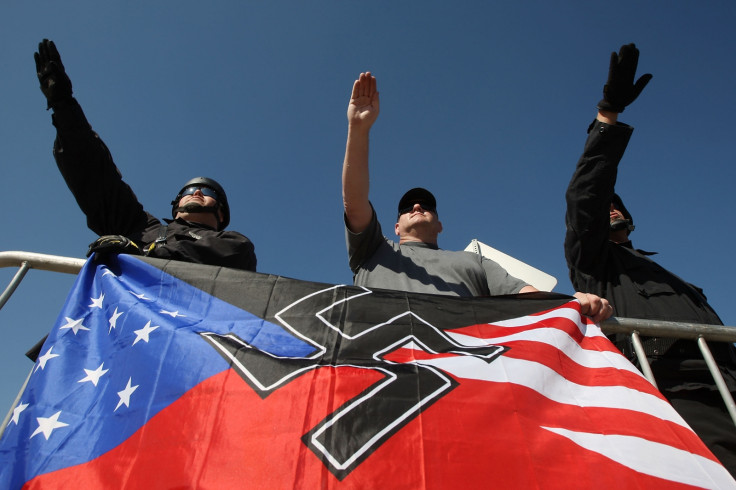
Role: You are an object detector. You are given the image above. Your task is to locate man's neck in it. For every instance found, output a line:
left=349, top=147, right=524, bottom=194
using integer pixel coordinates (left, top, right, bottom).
left=176, top=212, right=219, bottom=230
left=399, top=234, right=437, bottom=246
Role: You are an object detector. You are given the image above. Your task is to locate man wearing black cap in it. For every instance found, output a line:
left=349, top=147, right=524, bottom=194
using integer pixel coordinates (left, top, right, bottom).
left=34, top=39, right=256, bottom=272
left=564, top=43, right=736, bottom=472
left=342, top=72, right=611, bottom=322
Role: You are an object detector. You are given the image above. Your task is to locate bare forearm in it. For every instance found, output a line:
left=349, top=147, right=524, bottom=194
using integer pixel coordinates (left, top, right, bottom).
left=342, top=124, right=373, bottom=232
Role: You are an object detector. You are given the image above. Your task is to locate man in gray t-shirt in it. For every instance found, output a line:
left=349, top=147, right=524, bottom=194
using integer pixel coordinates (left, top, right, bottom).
left=341, top=72, right=612, bottom=322
left=346, top=189, right=527, bottom=297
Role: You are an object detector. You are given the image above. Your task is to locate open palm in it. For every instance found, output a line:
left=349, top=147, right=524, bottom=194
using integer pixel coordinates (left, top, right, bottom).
left=347, top=72, right=380, bottom=127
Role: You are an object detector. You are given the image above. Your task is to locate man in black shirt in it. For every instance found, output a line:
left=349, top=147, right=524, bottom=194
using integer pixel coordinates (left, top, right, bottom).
left=565, top=43, right=735, bottom=474
left=34, top=39, right=256, bottom=272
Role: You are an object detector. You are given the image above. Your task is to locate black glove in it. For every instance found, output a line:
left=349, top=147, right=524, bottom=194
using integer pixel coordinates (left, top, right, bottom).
left=87, top=235, right=142, bottom=258
left=597, top=43, right=652, bottom=113
left=34, top=39, right=73, bottom=109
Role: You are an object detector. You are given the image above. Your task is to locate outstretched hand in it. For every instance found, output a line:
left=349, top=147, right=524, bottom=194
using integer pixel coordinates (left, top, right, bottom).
left=347, top=72, right=379, bottom=129
left=34, top=39, right=73, bottom=109
left=597, top=43, right=652, bottom=113
left=573, top=292, right=614, bottom=323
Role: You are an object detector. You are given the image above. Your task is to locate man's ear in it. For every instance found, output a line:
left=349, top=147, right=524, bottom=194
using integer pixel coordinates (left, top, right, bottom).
left=218, top=206, right=225, bottom=229
left=437, top=220, right=443, bottom=234
left=394, top=221, right=400, bottom=236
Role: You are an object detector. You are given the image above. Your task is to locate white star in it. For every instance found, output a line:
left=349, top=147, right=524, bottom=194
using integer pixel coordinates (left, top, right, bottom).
left=35, top=346, right=60, bottom=372
left=30, top=411, right=69, bottom=440
left=9, top=402, right=29, bottom=426
left=129, top=291, right=149, bottom=300
left=160, top=310, right=185, bottom=318
left=109, top=307, right=124, bottom=333
left=78, top=363, right=109, bottom=386
left=133, top=321, right=159, bottom=345
left=115, top=378, right=139, bottom=411
left=59, top=317, right=90, bottom=335
left=89, top=293, right=104, bottom=309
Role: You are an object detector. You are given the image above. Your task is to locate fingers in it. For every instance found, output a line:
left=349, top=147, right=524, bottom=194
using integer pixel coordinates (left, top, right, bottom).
left=35, top=39, right=55, bottom=75
left=353, top=72, right=376, bottom=98
left=349, top=72, right=379, bottom=113
left=607, top=51, right=617, bottom=80
left=573, top=292, right=614, bottom=323
left=47, top=40, right=62, bottom=65
left=633, top=73, right=653, bottom=98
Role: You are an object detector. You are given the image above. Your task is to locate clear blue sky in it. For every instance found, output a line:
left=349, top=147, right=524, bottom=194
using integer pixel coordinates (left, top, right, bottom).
left=2, top=1, right=735, bottom=416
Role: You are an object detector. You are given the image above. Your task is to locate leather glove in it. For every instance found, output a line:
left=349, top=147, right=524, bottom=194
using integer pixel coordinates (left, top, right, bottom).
left=87, top=235, right=142, bottom=258
left=597, top=43, right=652, bottom=113
left=34, top=39, right=73, bottom=109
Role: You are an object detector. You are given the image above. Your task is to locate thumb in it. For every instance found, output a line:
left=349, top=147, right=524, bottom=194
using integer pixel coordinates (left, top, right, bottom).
left=632, top=73, right=653, bottom=99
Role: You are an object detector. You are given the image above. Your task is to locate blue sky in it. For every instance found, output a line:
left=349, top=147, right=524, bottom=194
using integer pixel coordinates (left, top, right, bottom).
left=2, top=1, right=735, bottom=416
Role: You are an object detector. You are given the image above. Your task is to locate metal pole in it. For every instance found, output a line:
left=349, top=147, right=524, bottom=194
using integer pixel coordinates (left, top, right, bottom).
left=697, top=336, right=736, bottom=426
left=0, top=368, right=32, bottom=440
left=630, top=331, right=657, bottom=388
left=0, top=261, right=31, bottom=312
left=602, top=317, right=736, bottom=343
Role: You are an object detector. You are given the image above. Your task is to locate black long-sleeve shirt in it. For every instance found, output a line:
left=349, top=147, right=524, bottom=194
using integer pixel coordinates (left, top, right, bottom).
left=50, top=98, right=256, bottom=271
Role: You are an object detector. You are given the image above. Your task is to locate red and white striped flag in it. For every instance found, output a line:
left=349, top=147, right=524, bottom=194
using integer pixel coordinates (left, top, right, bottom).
left=1, top=256, right=732, bottom=489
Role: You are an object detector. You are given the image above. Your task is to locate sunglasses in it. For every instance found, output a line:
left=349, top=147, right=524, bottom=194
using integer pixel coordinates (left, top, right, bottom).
left=181, top=186, right=219, bottom=200
left=398, top=202, right=436, bottom=216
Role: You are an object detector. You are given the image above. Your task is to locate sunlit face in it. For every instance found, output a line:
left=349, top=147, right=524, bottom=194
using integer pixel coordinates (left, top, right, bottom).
left=175, top=187, right=223, bottom=227
left=395, top=202, right=442, bottom=241
left=179, top=190, right=218, bottom=209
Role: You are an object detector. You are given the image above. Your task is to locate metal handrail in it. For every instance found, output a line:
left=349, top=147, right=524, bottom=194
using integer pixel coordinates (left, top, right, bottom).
left=1, top=251, right=735, bottom=428
left=0, top=252, right=85, bottom=435
left=601, top=317, right=736, bottom=426
left=0, top=251, right=85, bottom=275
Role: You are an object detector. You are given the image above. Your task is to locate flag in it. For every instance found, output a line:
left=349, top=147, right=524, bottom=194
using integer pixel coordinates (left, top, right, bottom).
left=1, top=255, right=733, bottom=489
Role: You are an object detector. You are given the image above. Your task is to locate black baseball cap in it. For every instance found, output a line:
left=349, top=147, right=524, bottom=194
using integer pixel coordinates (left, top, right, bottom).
left=398, top=188, right=437, bottom=217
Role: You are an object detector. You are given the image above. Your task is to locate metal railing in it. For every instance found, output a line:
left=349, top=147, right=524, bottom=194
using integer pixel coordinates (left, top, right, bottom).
left=2, top=251, right=736, bottom=430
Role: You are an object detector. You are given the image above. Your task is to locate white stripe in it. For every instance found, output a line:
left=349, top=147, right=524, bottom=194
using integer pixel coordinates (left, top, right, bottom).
left=543, top=427, right=736, bottom=489
left=488, top=305, right=609, bottom=340
left=414, top=354, right=689, bottom=428
left=447, top=327, right=642, bottom=377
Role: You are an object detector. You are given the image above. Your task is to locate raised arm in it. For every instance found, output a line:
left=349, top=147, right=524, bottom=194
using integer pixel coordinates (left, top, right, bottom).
left=35, top=39, right=148, bottom=237
left=342, top=72, right=380, bottom=233
left=564, top=44, right=651, bottom=275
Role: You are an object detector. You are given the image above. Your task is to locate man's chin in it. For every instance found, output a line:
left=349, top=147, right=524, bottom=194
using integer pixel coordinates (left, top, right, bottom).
left=180, top=203, right=208, bottom=213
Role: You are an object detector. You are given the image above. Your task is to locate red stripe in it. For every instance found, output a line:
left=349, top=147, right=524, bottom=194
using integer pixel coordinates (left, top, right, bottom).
left=452, top=313, right=586, bottom=343
left=27, top=366, right=716, bottom=489
left=500, top=340, right=657, bottom=392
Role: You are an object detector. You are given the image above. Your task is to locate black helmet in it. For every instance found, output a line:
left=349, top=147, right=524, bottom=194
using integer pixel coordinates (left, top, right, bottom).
left=171, top=177, right=230, bottom=230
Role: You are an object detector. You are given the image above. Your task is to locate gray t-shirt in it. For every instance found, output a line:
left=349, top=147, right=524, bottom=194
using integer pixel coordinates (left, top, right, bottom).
left=346, top=209, right=528, bottom=297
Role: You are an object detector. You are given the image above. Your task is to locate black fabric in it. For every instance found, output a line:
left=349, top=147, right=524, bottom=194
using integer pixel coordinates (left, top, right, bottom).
left=565, top=120, right=725, bottom=342
left=565, top=118, right=736, bottom=475
left=49, top=98, right=256, bottom=272
left=138, top=256, right=573, bottom=334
